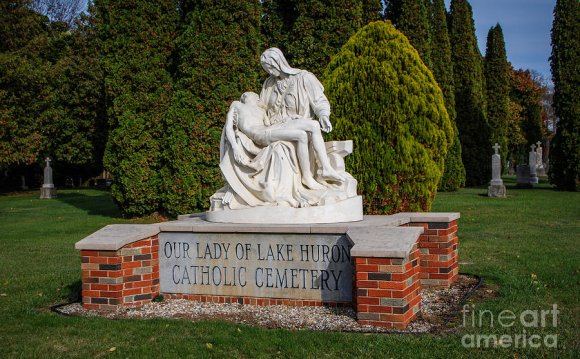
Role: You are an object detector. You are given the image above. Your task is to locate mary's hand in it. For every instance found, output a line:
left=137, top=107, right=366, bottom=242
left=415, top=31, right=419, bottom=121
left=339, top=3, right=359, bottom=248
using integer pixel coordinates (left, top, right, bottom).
left=319, top=116, right=332, bottom=133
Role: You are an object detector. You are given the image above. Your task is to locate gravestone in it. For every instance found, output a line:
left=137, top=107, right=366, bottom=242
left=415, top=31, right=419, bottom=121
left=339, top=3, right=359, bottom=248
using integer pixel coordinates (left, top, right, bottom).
left=40, top=157, right=57, bottom=199
left=535, top=141, right=546, bottom=176
left=516, top=164, right=532, bottom=188
left=528, top=144, right=539, bottom=184
left=488, top=143, right=506, bottom=197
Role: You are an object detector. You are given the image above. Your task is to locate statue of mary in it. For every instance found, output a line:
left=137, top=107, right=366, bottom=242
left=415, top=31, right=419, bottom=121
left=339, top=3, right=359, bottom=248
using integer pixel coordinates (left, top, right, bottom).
left=207, top=48, right=362, bottom=224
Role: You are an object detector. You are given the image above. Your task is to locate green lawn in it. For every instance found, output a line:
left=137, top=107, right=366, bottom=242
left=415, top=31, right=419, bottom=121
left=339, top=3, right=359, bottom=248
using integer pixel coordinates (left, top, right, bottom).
left=0, top=179, right=578, bottom=358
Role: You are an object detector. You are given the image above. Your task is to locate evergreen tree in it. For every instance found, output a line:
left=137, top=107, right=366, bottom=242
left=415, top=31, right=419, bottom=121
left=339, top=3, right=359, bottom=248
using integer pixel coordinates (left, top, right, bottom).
left=164, top=0, right=262, bottom=215
left=385, top=0, right=432, bottom=67
left=430, top=0, right=465, bottom=191
left=261, top=0, right=298, bottom=52
left=95, top=0, right=177, bottom=216
left=549, top=0, right=579, bottom=191
left=484, top=24, right=510, bottom=166
left=285, top=0, right=366, bottom=77
left=362, top=0, right=383, bottom=24
left=324, top=21, right=453, bottom=214
left=449, top=0, right=491, bottom=186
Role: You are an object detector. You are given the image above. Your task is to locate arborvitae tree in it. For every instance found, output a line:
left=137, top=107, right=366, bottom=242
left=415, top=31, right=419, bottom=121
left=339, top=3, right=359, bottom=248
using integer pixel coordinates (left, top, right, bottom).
left=549, top=0, right=579, bottom=191
left=484, top=24, right=510, bottom=166
left=362, top=0, right=383, bottom=24
left=261, top=0, right=298, bottom=51
left=385, top=0, right=432, bottom=67
left=509, top=68, right=545, bottom=162
left=449, top=0, right=491, bottom=186
left=285, top=0, right=365, bottom=77
left=324, top=21, right=453, bottom=214
left=163, top=0, right=262, bottom=215
left=95, top=0, right=177, bottom=216
left=430, top=0, right=465, bottom=191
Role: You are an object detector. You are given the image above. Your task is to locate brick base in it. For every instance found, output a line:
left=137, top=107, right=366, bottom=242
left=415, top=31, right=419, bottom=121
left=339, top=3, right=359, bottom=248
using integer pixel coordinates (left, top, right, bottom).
left=403, top=220, right=460, bottom=288
left=80, top=235, right=160, bottom=310
left=77, top=215, right=460, bottom=330
left=353, top=245, right=421, bottom=329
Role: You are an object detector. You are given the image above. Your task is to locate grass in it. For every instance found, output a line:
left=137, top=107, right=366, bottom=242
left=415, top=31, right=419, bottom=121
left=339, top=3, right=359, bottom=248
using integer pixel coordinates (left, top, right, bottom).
left=0, top=179, right=578, bottom=358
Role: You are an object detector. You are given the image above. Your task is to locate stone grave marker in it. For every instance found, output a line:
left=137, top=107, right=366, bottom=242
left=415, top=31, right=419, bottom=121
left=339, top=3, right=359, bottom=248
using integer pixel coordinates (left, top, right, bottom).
left=488, top=143, right=506, bottom=197
left=40, top=157, right=57, bottom=199
left=529, top=144, right=539, bottom=184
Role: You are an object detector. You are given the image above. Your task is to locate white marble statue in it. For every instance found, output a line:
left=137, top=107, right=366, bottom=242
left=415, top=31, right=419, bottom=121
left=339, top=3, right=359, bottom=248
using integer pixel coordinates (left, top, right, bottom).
left=535, top=141, right=546, bottom=176
left=208, top=48, right=362, bottom=224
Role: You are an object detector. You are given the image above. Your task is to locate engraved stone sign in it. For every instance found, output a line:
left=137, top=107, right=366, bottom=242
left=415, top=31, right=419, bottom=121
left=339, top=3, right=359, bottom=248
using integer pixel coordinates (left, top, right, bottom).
left=159, top=232, right=353, bottom=302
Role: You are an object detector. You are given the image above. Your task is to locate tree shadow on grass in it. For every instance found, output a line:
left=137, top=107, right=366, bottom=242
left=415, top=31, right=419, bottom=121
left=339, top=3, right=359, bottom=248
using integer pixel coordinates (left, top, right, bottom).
left=65, top=279, right=82, bottom=303
left=56, top=189, right=124, bottom=219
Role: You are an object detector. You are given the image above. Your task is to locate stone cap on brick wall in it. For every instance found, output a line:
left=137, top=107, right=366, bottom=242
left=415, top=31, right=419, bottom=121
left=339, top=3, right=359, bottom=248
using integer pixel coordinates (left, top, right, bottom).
left=75, top=212, right=460, bottom=253
left=74, top=224, right=160, bottom=251
left=347, top=226, right=424, bottom=258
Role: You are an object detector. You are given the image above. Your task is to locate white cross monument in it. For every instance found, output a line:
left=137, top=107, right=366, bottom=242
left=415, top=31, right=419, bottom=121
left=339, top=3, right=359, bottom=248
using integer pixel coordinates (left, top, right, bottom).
left=488, top=143, right=506, bottom=197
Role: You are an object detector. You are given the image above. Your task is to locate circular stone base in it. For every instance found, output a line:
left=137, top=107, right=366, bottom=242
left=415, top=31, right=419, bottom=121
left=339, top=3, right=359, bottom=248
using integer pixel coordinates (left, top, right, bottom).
left=205, top=196, right=363, bottom=224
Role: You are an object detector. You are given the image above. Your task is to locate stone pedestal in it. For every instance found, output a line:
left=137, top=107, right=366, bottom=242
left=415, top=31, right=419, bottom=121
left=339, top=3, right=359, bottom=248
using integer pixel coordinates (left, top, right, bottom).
left=40, top=157, right=57, bottom=198
left=75, top=213, right=461, bottom=330
left=40, top=185, right=57, bottom=199
left=488, top=184, right=507, bottom=198
left=488, top=144, right=506, bottom=198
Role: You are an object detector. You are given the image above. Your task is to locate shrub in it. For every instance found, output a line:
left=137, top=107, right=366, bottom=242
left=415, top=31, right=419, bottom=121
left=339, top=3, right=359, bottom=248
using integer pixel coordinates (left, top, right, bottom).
left=324, top=21, right=452, bottom=214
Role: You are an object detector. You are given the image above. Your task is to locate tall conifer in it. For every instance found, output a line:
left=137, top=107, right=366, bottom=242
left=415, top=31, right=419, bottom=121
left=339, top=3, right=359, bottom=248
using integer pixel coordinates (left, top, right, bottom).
left=430, top=0, right=465, bottom=191
left=262, top=0, right=298, bottom=51
left=284, top=0, right=371, bottom=77
left=96, top=0, right=177, bottom=216
left=362, top=0, right=383, bottom=24
left=549, top=0, right=579, bottom=190
left=163, top=0, right=262, bottom=215
left=484, top=24, right=510, bottom=165
left=449, top=0, right=490, bottom=186
left=385, top=0, right=432, bottom=67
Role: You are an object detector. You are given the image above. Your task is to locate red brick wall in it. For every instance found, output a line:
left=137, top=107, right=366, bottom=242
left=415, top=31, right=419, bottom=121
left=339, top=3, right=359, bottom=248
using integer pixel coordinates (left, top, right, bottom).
left=404, top=220, right=459, bottom=288
left=80, top=235, right=160, bottom=310
left=353, top=244, right=421, bottom=329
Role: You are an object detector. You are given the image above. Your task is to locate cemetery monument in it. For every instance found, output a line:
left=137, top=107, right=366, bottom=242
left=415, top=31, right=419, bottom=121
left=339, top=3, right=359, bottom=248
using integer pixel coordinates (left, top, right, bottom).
left=488, top=143, right=506, bottom=198
left=529, top=144, right=539, bottom=184
left=535, top=141, right=546, bottom=176
left=40, top=157, right=57, bottom=199
left=75, top=48, right=461, bottom=330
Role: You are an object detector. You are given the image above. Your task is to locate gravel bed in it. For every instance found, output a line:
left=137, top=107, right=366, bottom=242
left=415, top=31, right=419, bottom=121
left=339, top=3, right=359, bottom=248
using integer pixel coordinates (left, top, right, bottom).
left=55, top=275, right=479, bottom=333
